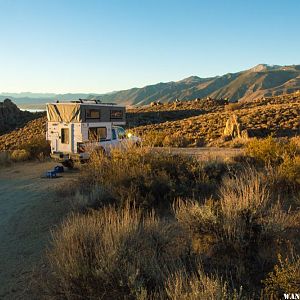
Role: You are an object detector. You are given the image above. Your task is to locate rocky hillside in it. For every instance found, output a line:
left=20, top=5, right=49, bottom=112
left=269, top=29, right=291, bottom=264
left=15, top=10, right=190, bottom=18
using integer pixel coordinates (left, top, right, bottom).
left=0, top=93, right=299, bottom=150
left=0, top=99, right=41, bottom=135
left=131, top=92, right=300, bottom=146
left=0, top=117, right=46, bottom=150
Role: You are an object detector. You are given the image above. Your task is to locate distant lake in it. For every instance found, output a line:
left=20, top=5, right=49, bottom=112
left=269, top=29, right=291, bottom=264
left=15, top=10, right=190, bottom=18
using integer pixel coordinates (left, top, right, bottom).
left=20, top=108, right=46, bottom=113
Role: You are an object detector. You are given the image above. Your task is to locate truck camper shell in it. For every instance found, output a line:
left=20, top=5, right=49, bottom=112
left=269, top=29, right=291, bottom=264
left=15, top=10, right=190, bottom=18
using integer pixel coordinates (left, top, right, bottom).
left=47, top=101, right=126, bottom=124
left=46, top=100, right=127, bottom=165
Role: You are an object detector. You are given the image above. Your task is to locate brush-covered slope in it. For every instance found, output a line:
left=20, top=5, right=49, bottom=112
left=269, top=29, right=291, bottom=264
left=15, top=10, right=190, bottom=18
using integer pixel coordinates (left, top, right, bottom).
left=131, top=92, right=300, bottom=145
left=0, top=93, right=299, bottom=150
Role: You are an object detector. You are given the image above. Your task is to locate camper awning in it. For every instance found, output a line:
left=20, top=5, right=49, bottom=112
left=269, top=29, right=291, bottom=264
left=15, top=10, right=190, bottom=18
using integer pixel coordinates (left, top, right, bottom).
left=47, top=104, right=82, bottom=122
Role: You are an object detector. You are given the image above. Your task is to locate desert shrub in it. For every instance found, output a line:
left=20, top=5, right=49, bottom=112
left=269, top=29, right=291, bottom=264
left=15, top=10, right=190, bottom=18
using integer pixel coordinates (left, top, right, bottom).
left=174, top=169, right=300, bottom=294
left=245, top=136, right=298, bottom=166
left=225, top=102, right=242, bottom=111
left=278, top=156, right=300, bottom=184
left=71, top=184, right=115, bottom=211
left=140, top=130, right=167, bottom=147
left=174, top=199, right=218, bottom=235
left=47, top=205, right=191, bottom=299
left=80, top=147, right=217, bottom=210
left=20, top=134, right=50, bottom=159
left=164, top=268, right=233, bottom=300
left=162, top=133, right=191, bottom=147
left=263, top=253, right=300, bottom=297
left=10, top=149, right=30, bottom=162
left=219, top=169, right=271, bottom=244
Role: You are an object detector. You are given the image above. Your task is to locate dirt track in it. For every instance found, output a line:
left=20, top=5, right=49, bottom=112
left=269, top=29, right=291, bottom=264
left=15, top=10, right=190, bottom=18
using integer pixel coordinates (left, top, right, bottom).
left=0, top=161, right=77, bottom=299
left=0, top=147, right=242, bottom=299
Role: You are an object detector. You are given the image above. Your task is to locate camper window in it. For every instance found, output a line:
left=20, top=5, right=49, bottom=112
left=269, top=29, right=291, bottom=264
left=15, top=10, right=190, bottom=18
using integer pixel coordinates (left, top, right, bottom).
left=110, top=110, right=123, bottom=120
left=61, top=128, right=69, bottom=144
left=86, top=109, right=101, bottom=119
left=117, top=127, right=126, bottom=139
left=88, top=127, right=107, bottom=141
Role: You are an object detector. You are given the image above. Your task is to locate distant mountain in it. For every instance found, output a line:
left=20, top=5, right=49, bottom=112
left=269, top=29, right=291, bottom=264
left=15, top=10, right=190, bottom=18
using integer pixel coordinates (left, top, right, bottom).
left=1, top=64, right=300, bottom=107
left=99, top=64, right=300, bottom=105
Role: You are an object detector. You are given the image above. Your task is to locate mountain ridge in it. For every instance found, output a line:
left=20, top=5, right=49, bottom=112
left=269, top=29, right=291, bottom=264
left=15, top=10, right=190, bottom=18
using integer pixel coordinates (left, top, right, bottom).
left=1, top=64, right=300, bottom=107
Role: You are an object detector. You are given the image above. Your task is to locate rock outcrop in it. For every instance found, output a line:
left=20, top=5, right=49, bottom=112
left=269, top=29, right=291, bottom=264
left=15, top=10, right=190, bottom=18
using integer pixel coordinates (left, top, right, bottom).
left=223, top=114, right=248, bottom=140
left=0, top=99, right=37, bottom=135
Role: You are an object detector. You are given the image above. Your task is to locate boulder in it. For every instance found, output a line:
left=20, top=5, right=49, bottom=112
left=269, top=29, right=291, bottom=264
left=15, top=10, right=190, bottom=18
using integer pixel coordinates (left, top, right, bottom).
left=223, top=114, right=246, bottom=139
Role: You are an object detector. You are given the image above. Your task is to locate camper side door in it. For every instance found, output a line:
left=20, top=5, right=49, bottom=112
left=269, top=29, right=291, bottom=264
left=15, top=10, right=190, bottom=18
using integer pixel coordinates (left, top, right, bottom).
left=57, top=124, right=73, bottom=153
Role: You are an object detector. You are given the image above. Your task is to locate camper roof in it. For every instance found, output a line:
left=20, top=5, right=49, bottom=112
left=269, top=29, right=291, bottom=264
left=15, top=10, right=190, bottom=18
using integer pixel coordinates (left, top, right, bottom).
left=46, top=101, right=126, bottom=123
left=46, top=100, right=124, bottom=108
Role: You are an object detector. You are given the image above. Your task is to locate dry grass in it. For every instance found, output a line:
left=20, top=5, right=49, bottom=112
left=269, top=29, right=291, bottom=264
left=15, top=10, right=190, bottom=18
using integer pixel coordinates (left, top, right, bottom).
left=76, top=146, right=224, bottom=211
left=47, top=205, right=191, bottom=299
left=263, top=252, right=300, bottom=297
left=164, top=268, right=235, bottom=300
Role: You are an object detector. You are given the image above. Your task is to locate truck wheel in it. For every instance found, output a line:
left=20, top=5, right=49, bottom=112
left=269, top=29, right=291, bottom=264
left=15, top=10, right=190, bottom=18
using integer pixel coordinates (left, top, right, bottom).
left=62, top=160, right=74, bottom=169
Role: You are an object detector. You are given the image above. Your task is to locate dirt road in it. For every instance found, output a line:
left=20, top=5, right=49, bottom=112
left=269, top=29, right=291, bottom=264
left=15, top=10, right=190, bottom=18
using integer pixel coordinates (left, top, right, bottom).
left=0, top=161, right=77, bottom=299
left=0, top=147, right=242, bottom=299
left=155, top=146, right=243, bottom=161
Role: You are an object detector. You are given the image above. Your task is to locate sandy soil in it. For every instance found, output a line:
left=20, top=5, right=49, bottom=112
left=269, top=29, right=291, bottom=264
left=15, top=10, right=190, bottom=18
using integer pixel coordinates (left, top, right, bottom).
left=0, top=160, right=78, bottom=299
left=0, top=147, right=242, bottom=299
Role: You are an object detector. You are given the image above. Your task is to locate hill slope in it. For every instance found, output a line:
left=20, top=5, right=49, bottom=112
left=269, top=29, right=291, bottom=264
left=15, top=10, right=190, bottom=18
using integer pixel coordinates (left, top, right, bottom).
left=0, top=92, right=299, bottom=150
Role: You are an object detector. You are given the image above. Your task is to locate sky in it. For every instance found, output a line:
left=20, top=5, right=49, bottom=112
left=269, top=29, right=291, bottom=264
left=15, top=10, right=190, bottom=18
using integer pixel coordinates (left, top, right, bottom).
left=0, top=0, right=299, bottom=94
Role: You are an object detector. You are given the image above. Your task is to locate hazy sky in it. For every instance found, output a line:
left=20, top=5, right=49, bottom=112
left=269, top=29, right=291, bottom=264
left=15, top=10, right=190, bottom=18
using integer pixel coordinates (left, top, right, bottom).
left=0, top=0, right=299, bottom=93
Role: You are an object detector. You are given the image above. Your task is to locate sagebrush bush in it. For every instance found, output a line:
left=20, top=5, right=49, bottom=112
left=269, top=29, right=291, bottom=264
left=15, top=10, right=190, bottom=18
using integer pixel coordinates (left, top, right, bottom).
left=263, top=253, right=300, bottom=297
left=174, top=168, right=300, bottom=294
left=246, top=136, right=298, bottom=166
left=10, top=149, right=30, bottom=162
left=47, top=205, right=192, bottom=299
left=164, top=268, right=233, bottom=300
left=278, top=156, right=300, bottom=184
left=79, top=146, right=218, bottom=210
left=20, top=134, right=50, bottom=159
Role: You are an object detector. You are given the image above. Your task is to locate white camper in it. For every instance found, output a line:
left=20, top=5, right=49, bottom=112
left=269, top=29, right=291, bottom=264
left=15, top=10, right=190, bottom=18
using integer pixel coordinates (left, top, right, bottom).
left=46, top=99, right=139, bottom=168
